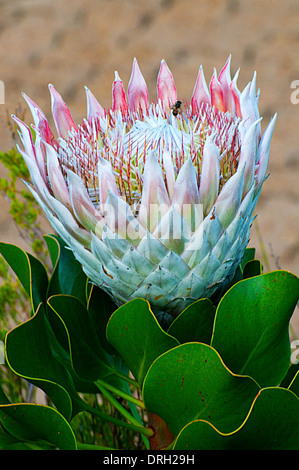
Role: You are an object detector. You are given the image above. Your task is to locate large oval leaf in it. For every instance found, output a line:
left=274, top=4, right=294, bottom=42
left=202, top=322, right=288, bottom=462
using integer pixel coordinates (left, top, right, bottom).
left=87, top=284, right=118, bottom=355
left=47, top=294, right=116, bottom=382
left=167, top=298, right=215, bottom=345
left=106, top=298, right=179, bottom=385
left=5, top=303, right=84, bottom=420
left=0, top=242, right=48, bottom=312
left=44, top=235, right=89, bottom=305
left=211, top=270, right=299, bottom=386
left=142, top=342, right=260, bottom=437
left=173, top=387, right=299, bottom=450
left=0, top=403, right=76, bottom=450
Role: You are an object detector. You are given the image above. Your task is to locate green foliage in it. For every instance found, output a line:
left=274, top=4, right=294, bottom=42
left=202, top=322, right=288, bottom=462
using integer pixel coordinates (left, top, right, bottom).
left=0, top=236, right=147, bottom=449
left=0, top=241, right=48, bottom=313
left=0, top=257, right=27, bottom=326
left=106, top=298, right=179, bottom=385
left=167, top=298, right=215, bottom=344
left=0, top=236, right=298, bottom=450
left=0, top=401, right=77, bottom=450
left=0, top=148, right=42, bottom=239
left=211, top=270, right=299, bottom=386
left=143, top=343, right=260, bottom=436
left=173, top=388, right=299, bottom=450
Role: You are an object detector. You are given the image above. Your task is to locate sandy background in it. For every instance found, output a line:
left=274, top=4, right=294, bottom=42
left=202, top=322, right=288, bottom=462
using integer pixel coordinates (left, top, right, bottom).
left=0, top=0, right=298, bottom=327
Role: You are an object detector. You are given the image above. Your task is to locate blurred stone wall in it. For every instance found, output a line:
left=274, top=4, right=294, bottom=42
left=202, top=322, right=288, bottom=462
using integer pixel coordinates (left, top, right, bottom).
left=0, top=0, right=298, bottom=291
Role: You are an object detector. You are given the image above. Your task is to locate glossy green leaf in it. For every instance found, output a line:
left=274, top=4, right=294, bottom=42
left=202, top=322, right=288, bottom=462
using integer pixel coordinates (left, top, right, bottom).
left=5, top=303, right=84, bottom=420
left=167, top=298, right=215, bottom=345
left=44, top=235, right=89, bottom=305
left=44, top=234, right=60, bottom=267
left=106, top=298, right=179, bottom=385
left=240, top=247, right=256, bottom=272
left=142, top=342, right=260, bottom=437
left=0, top=403, right=76, bottom=450
left=0, top=242, right=48, bottom=312
left=47, top=294, right=115, bottom=382
left=0, top=430, right=31, bottom=450
left=226, top=247, right=257, bottom=288
left=243, top=259, right=263, bottom=279
left=173, top=387, right=299, bottom=450
left=87, top=284, right=118, bottom=355
left=211, top=271, right=299, bottom=387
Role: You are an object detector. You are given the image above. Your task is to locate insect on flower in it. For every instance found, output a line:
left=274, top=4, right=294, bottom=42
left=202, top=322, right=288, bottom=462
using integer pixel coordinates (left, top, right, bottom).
left=171, top=100, right=182, bottom=116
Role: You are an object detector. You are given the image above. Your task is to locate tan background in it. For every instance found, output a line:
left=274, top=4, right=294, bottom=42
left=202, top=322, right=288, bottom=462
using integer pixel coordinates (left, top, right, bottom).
left=0, top=0, right=298, bottom=328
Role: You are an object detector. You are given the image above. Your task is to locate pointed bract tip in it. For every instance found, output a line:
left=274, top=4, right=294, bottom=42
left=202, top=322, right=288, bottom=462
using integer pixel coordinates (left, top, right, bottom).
left=157, top=59, right=177, bottom=107
left=219, top=55, right=232, bottom=78
left=85, top=86, right=105, bottom=120
left=48, top=83, right=77, bottom=139
left=114, top=71, right=122, bottom=82
left=128, top=57, right=149, bottom=112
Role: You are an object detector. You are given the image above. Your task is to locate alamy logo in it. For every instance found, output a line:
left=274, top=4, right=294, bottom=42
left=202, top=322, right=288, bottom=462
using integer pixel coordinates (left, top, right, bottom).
left=94, top=201, right=204, bottom=249
left=290, top=80, right=299, bottom=105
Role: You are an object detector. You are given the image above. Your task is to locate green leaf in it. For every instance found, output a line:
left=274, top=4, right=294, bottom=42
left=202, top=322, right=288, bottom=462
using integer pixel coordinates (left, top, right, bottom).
left=242, top=259, right=263, bottom=279
left=211, top=270, right=299, bottom=387
left=47, top=294, right=116, bottom=382
left=87, top=284, right=118, bottom=355
left=5, top=303, right=84, bottom=420
left=0, top=430, right=30, bottom=450
left=0, top=403, right=76, bottom=450
left=44, top=233, right=60, bottom=268
left=167, top=298, right=215, bottom=345
left=0, top=242, right=48, bottom=312
left=226, top=247, right=257, bottom=288
left=240, top=247, right=256, bottom=272
left=44, top=235, right=89, bottom=305
left=106, top=298, right=179, bottom=385
left=173, top=387, right=299, bottom=450
left=142, top=342, right=260, bottom=437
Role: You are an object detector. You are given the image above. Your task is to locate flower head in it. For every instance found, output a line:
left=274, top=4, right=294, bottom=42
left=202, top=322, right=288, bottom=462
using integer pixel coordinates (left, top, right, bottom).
left=14, top=57, right=277, bottom=318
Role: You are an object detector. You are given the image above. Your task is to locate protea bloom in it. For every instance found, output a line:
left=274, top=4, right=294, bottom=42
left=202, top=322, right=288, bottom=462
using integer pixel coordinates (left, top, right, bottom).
left=14, top=57, right=276, bottom=319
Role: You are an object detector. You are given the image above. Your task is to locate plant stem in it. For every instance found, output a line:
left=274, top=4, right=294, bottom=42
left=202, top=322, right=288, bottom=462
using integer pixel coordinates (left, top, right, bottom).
left=96, top=382, right=153, bottom=438
left=96, top=379, right=145, bottom=410
left=147, top=412, right=174, bottom=450
left=113, top=370, right=139, bottom=388
left=84, top=402, right=153, bottom=438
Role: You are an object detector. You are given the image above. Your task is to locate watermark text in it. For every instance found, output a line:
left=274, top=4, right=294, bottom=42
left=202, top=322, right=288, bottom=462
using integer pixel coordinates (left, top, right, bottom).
left=290, top=80, right=299, bottom=104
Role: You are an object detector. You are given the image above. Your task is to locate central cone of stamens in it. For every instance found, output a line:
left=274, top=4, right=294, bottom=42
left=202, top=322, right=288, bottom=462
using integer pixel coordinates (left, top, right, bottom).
left=58, top=100, right=241, bottom=216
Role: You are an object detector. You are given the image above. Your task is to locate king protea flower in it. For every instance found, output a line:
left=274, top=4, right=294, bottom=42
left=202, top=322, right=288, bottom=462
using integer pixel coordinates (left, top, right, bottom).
left=14, top=57, right=276, bottom=319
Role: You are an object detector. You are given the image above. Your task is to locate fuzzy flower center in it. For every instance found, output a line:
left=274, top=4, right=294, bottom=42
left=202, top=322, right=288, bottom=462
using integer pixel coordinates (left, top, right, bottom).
left=57, top=100, right=241, bottom=209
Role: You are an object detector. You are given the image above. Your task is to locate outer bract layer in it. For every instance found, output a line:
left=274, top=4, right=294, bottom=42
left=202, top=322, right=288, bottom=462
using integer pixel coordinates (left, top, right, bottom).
left=14, top=57, right=277, bottom=318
